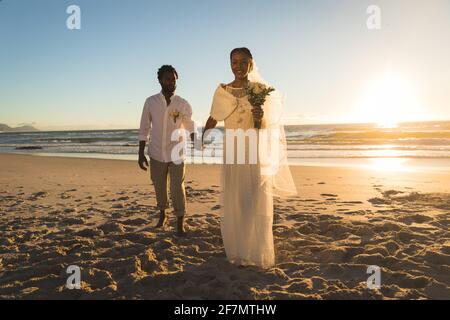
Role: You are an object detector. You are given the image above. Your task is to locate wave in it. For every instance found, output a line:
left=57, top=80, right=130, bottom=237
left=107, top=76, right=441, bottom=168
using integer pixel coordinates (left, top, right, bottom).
left=289, top=155, right=450, bottom=159
left=32, top=137, right=135, bottom=143
left=287, top=130, right=450, bottom=140
left=286, top=145, right=450, bottom=151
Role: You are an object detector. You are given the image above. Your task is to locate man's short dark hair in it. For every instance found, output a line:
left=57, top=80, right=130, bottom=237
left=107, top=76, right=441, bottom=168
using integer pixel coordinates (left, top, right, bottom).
left=158, top=65, right=178, bottom=80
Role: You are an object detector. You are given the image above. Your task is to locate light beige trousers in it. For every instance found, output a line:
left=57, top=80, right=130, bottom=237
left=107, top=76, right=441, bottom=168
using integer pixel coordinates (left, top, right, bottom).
left=150, top=157, right=186, bottom=217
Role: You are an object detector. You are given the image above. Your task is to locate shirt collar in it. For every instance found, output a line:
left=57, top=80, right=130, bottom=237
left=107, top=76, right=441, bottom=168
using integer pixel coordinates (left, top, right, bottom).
left=159, top=91, right=177, bottom=101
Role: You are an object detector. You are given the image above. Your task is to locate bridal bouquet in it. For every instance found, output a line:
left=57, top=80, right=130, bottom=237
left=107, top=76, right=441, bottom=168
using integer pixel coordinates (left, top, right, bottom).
left=246, top=82, right=275, bottom=129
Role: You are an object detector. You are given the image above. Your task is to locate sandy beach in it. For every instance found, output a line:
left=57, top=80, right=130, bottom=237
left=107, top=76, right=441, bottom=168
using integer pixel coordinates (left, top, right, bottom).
left=0, top=153, right=449, bottom=299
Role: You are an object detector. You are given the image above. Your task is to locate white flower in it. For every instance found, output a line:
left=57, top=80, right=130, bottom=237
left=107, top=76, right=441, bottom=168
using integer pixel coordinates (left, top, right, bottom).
left=250, top=82, right=266, bottom=94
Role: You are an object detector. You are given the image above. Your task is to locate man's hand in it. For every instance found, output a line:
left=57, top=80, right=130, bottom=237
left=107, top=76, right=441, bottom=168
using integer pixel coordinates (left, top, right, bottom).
left=138, top=153, right=149, bottom=171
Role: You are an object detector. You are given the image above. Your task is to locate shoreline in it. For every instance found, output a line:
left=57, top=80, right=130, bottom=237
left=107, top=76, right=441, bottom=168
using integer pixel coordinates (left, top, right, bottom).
left=2, top=151, right=450, bottom=174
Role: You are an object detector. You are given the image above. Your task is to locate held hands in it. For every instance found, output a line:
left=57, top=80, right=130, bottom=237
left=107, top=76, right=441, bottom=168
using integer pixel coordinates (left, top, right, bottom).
left=200, top=132, right=216, bottom=150
left=138, top=153, right=149, bottom=171
left=192, top=133, right=205, bottom=151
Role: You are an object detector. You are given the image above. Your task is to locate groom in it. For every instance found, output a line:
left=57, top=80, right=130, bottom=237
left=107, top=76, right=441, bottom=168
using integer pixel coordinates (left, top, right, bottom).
left=138, top=65, right=195, bottom=237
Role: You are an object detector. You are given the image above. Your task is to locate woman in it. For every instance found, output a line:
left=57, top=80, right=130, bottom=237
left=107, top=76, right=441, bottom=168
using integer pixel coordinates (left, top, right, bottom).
left=202, top=48, right=297, bottom=268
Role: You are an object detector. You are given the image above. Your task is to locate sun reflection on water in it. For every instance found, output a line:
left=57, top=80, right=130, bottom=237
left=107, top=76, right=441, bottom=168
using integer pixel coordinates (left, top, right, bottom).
left=368, top=157, right=411, bottom=172
left=365, top=149, right=412, bottom=172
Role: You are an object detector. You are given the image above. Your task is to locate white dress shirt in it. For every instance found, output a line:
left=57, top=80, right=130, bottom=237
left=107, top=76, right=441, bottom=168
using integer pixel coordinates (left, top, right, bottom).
left=139, top=92, right=195, bottom=163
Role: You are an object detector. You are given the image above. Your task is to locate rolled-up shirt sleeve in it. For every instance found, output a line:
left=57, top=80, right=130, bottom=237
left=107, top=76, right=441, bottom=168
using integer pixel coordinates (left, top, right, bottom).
left=138, top=99, right=151, bottom=142
left=181, top=101, right=196, bottom=133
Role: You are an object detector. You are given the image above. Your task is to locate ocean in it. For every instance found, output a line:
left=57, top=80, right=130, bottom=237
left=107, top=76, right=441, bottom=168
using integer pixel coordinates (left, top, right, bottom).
left=1, top=121, right=449, bottom=172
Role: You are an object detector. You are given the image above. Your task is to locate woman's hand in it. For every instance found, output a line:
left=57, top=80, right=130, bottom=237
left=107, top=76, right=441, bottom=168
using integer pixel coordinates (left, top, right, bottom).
left=251, top=107, right=264, bottom=120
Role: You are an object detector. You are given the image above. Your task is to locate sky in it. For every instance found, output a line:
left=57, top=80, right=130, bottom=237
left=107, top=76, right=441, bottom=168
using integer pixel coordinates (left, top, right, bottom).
left=0, top=0, right=449, bottom=130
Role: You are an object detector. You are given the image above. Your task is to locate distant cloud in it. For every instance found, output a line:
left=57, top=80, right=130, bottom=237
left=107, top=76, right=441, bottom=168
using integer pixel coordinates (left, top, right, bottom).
left=17, top=122, right=37, bottom=127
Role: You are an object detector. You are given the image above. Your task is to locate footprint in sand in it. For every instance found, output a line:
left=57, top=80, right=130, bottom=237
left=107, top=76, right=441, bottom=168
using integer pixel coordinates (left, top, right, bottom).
left=320, top=193, right=338, bottom=197
left=342, top=210, right=367, bottom=215
left=122, top=218, right=148, bottom=226
left=60, top=217, right=85, bottom=226
left=99, top=222, right=125, bottom=234
left=75, top=228, right=104, bottom=238
left=28, top=192, right=48, bottom=201
left=398, top=214, right=433, bottom=225
left=155, top=239, right=173, bottom=250
left=368, top=197, right=389, bottom=205
left=111, top=212, right=123, bottom=219
left=382, top=190, right=405, bottom=197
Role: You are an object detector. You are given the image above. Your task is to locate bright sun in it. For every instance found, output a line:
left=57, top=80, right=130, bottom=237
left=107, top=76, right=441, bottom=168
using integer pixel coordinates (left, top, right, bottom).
left=354, top=72, right=421, bottom=128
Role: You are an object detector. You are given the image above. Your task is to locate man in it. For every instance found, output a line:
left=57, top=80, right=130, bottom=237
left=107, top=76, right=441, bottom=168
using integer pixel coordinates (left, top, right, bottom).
left=138, top=65, right=195, bottom=237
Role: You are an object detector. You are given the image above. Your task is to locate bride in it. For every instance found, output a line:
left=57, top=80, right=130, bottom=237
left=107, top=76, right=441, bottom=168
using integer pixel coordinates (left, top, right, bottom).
left=202, top=47, right=297, bottom=268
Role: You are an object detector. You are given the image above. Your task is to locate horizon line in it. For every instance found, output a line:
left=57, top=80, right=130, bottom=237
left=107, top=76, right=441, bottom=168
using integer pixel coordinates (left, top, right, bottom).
left=2, top=119, right=450, bottom=133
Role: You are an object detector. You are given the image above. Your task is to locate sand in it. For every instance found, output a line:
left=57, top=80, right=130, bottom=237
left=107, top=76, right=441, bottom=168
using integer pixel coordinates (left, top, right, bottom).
left=0, top=153, right=449, bottom=300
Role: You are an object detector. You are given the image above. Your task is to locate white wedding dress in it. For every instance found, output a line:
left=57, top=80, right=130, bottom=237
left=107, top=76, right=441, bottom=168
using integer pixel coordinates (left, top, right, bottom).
left=208, top=83, right=296, bottom=269
left=216, top=85, right=276, bottom=268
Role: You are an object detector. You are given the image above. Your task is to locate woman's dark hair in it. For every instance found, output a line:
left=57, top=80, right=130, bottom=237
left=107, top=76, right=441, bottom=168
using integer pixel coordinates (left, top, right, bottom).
left=230, top=47, right=253, bottom=60
left=158, top=65, right=178, bottom=80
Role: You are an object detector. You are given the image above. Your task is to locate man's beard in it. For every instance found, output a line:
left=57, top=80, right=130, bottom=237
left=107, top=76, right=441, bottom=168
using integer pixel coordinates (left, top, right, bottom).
left=163, top=86, right=176, bottom=94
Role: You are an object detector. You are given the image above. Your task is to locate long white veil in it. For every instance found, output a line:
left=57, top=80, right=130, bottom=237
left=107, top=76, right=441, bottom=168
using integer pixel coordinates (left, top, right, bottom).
left=248, top=61, right=298, bottom=198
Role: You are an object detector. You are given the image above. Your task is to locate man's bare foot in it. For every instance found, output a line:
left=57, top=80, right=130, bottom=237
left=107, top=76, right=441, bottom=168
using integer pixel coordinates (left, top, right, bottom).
left=175, top=216, right=187, bottom=237
left=154, top=210, right=167, bottom=228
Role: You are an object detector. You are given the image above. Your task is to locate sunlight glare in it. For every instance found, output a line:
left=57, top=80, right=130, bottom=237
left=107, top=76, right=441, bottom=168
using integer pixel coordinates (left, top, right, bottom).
left=354, top=72, right=422, bottom=128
